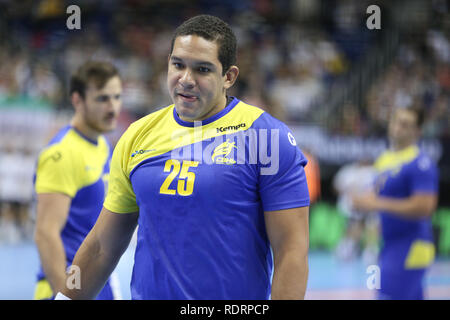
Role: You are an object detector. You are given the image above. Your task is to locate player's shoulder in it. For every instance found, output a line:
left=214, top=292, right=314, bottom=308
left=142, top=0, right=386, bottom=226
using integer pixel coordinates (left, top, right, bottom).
left=236, top=99, right=300, bottom=155
left=36, top=131, right=81, bottom=175
left=39, top=126, right=75, bottom=158
left=46, top=125, right=72, bottom=146
left=374, top=149, right=391, bottom=169
left=412, top=149, right=437, bottom=172
left=236, top=99, right=290, bottom=132
left=120, top=104, right=174, bottom=140
left=375, top=145, right=420, bottom=169
left=233, top=99, right=265, bottom=118
left=244, top=103, right=297, bottom=143
left=39, top=126, right=110, bottom=161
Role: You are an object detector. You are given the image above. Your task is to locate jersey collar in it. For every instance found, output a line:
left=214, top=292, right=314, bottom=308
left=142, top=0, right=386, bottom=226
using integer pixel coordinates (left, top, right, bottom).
left=71, top=126, right=99, bottom=145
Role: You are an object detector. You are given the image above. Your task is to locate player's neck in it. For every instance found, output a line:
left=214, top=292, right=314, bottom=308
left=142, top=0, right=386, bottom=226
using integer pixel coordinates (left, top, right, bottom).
left=70, top=117, right=101, bottom=142
left=390, top=141, right=416, bottom=152
left=200, top=95, right=228, bottom=120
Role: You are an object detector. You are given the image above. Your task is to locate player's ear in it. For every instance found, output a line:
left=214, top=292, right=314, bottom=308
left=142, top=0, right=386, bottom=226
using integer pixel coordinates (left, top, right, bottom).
left=223, top=65, right=239, bottom=90
left=71, top=92, right=84, bottom=112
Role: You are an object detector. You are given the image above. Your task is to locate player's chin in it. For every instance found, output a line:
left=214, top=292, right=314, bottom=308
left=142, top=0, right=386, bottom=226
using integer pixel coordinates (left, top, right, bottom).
left=175, top=103, right=202, bottom=120
left=99, top=119, right=118, bottom=132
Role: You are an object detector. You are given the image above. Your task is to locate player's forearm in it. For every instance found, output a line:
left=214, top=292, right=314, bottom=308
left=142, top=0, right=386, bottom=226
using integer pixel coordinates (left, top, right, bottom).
left=270, top=250, right=308, bottom=300
left=60, top=230, right=118, bottom=299
left=375, top=195, right=436, bottom=218
left=34, top=231, right=67, bottom=294
left=60, top=209, right=138, bottom=299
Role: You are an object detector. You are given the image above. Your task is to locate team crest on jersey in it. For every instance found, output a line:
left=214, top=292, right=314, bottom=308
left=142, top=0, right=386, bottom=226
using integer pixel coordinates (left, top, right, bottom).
left=211, top=140, right=237, bottom=165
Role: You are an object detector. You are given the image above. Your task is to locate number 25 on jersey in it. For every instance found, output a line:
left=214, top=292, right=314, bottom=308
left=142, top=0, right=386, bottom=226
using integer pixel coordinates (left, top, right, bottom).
left=160, top=159, right=198, bottom=196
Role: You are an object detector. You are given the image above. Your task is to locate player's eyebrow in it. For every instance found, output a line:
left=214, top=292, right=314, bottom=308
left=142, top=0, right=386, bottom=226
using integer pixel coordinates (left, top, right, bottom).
left=94, top=93, right=121, bottom=102
left=170, top=55, right=216, bottom=68
left=95, top=94, right=111, bottom=102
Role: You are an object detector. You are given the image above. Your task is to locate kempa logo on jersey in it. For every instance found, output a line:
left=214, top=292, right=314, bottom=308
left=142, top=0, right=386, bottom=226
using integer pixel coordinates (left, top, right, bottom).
left=216, top=123, right=246, bottom=133
left=211, top=140, right=237, bottom=165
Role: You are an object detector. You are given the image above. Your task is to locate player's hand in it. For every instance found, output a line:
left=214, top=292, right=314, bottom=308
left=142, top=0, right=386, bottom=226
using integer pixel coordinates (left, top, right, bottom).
left=351, top=191, right=378, bottom=212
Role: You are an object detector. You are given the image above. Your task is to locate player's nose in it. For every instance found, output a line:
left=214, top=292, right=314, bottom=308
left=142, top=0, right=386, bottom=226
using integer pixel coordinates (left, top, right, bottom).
left=179, top=69, right=195, bottom=88
left=104, top=98, right=120, bottom=116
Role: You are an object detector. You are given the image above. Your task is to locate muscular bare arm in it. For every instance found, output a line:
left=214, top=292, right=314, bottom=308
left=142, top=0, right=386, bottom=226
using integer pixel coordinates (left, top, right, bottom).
left=60, top=207, right=138, bottom=299
left=34, top=193, right=71, bottom=294
left=352, top=192, right=437, bottom=218
left=265, top=206, right=309, bottom=300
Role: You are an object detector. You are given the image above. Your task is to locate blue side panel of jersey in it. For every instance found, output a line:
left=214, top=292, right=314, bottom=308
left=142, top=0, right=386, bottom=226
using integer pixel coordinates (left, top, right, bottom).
left=62, top=178, right=105, bottom=260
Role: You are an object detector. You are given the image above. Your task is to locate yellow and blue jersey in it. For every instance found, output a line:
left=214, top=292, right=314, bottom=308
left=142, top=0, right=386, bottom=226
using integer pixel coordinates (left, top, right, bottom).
left=34, top=126, right=112, bottom=295
left=374, top=145, right=439, bottom=299
left=104, top=97, right=310, bottom=299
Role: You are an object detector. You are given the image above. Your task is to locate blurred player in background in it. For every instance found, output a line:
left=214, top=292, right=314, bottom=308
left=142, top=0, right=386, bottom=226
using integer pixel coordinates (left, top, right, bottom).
left=353, top=106, right=439, bottom=300
left=334, top=159, right=378, bottom=263
left=33, top=61, right=123, bottom=300
left=57, top=14, right=310, bottom=300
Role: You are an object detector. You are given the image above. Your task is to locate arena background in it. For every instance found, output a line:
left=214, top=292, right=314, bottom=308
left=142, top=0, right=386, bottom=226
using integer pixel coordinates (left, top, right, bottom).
left=0, top=0, right=449, bottom=299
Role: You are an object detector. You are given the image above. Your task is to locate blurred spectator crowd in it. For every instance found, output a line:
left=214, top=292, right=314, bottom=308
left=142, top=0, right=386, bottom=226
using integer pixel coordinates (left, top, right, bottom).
left=332, top=8, right=449, bottom=138
left=0, top=0, right=448, bottom=244
left=0, top=0, right=350, bottom=243
left=0, top=0, right=355, bottom=121
left=365, top=39, right=449, bottom=138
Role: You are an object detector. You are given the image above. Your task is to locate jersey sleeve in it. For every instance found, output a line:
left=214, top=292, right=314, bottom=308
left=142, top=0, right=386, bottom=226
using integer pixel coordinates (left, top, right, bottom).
left=103, top=128, right=139, bottom=214
left=409, top=155, right=439, bottom=194
left=35, top=146, right=80, bottom=197
left=258, top=123, right=310, bottom=212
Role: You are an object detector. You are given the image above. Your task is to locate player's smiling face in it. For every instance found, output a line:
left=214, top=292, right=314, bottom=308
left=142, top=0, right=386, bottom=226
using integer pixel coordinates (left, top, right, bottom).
left=168, top=35, right=238, bottom=122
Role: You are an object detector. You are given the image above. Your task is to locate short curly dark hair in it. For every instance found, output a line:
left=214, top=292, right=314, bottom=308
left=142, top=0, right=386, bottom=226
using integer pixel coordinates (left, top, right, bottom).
left=70, top=61, right=119, bottom=99
left=169, top=15, right=237, bottom=75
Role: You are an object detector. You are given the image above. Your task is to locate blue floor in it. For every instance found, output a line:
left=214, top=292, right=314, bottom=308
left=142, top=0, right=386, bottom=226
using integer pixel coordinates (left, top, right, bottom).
left=0, top=241, right=134, bottom=300
left=306, top=251, right=450, bottom=299
left=1, top=241, right=449, bottom=300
